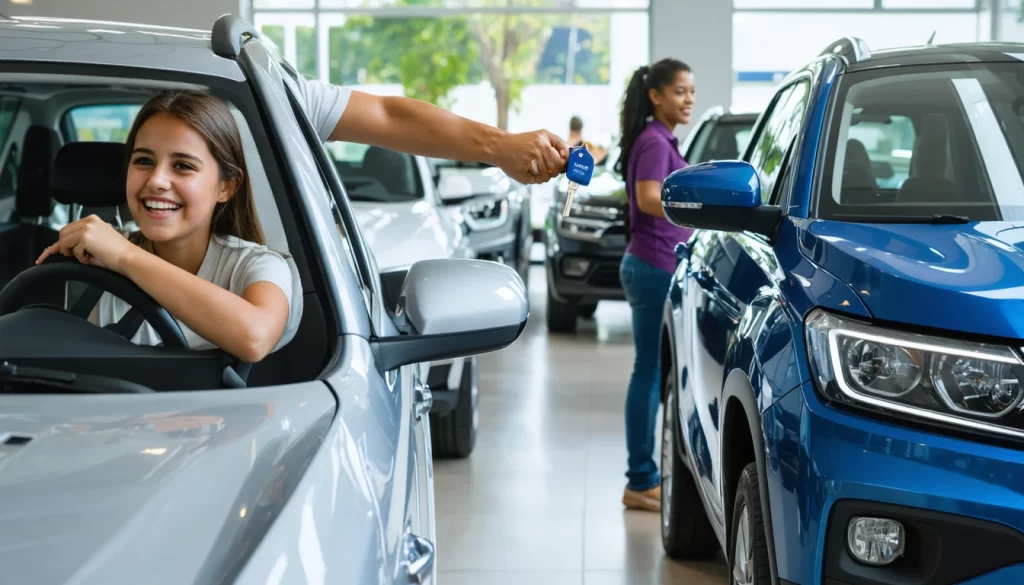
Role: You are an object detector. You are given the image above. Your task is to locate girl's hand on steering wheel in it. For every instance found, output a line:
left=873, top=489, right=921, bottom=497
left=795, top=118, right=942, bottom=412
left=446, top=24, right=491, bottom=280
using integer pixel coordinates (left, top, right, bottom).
left=36, top=215, right=136, bottom=273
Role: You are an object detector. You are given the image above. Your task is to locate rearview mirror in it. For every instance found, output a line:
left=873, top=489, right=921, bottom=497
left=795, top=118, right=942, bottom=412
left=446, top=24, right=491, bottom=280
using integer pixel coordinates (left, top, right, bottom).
left=661, top=160, right=782, bottom=239
left=372, top=259, right=529, bottom=371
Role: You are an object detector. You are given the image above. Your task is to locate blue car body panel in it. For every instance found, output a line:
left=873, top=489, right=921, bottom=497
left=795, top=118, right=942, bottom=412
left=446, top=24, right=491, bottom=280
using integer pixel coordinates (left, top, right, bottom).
left=663, top=42, right=1024, bottom=585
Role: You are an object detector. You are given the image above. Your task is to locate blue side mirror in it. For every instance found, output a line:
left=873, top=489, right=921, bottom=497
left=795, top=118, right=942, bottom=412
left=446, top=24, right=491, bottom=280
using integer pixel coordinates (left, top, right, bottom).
left=661, top=160, right=782, bottom=239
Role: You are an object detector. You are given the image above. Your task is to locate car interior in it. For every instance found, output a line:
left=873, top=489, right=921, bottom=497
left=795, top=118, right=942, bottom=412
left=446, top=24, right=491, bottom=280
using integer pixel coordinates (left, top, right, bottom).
left=0, top=75, right=337, bottom=393
left=330, top=143, right=423, bottom=203
left=820, top=70, right=1024, bottom=221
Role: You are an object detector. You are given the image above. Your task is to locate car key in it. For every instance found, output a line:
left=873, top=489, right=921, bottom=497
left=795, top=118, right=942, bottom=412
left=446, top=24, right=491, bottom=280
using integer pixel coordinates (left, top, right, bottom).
left=562, top=145, right=595, bottom=217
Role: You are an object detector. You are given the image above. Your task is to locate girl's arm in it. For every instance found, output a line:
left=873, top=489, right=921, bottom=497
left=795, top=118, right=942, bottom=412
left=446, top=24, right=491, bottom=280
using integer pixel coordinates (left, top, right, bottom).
left=118, top=247, right=290, bottom=363
left=635, top=180, right=667, bottom=218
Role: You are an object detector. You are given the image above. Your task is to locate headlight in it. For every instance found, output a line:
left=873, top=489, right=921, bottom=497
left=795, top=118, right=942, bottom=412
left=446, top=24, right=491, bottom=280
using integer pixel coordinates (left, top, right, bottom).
left=805, top=310, right=1024, bottom=439
left=462, top=198, right=509, bottom=231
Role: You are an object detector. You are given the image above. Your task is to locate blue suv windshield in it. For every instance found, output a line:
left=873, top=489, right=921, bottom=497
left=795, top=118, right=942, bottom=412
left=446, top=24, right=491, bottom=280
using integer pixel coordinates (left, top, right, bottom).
left=816, top=63, right=1024, bottom=222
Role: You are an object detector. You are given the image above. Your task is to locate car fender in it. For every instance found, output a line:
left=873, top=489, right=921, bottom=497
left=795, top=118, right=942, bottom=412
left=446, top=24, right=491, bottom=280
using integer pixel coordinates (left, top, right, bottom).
left=721, top=368, right=782, bottom=585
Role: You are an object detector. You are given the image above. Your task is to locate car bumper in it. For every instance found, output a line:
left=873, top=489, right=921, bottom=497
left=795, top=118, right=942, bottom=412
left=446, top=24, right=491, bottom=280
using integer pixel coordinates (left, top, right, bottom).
left=764, top=382, right=1024, bottom=585
left=545, top=218, right=626, bottom=302
left=467, top=229, right=516, bottom=261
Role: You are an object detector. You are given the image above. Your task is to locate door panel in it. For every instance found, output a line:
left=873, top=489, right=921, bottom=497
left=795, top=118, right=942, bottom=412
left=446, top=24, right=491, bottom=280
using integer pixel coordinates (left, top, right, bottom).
left=236, top=40, right=422, bottom=582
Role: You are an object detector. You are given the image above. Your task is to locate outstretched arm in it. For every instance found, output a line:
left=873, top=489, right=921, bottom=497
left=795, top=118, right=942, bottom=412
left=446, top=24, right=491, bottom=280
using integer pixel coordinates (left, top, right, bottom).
left=329, top=91, right=570, bottom=184
left=37, top=216, right=289, bottom=363
left=117, top=250, right=289, bottom=363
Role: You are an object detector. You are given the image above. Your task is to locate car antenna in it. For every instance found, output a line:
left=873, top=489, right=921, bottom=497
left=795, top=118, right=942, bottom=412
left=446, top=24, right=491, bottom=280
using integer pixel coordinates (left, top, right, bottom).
left=926, top=30, right=936, bottom=45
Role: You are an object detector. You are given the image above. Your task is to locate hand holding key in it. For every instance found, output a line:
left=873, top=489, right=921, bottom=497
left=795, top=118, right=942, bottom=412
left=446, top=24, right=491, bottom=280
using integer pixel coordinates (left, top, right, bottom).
left=561, top=145, right=596, bottom=217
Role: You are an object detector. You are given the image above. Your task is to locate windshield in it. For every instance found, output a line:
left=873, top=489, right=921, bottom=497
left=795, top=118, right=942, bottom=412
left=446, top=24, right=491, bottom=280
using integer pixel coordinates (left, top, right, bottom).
left=328, top=142, right=424, bottom=203
left=688, top=119, right=755, bottom=164
left=817, top=63, right=1024, bottom=222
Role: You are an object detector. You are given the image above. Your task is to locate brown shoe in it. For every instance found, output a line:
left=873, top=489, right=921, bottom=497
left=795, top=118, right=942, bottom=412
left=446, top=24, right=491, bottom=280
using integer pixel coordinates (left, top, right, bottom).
left=622, top=485, right=661, bottom=512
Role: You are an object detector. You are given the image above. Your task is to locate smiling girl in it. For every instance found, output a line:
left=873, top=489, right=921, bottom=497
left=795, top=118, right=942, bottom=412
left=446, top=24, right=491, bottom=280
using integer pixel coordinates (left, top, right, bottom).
left=36, top=90, right=299, bottom=363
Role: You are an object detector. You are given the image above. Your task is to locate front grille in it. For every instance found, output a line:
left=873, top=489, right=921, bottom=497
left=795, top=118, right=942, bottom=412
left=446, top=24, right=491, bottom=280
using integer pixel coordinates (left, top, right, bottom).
left=587, top=263, right=621, bottom=289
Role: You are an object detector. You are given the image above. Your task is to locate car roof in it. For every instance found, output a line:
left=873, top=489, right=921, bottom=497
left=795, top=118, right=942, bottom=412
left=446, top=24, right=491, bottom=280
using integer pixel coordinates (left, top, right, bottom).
left=0, top=15, right=244, bottom=81
left=826, top=37, right=1024, bottom=73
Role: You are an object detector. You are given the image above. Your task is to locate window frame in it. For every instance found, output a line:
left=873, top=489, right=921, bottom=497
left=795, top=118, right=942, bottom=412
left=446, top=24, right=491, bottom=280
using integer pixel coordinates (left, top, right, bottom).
left=273, top=55, right=390, bottom=335
left=744, top=76, right=812, bottom=207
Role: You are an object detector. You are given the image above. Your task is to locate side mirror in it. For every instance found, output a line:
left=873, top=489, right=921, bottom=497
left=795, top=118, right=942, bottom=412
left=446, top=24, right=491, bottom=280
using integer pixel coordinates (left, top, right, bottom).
left=661, top=160, right=782, bottom=239
left=373, top=259, right=529, bottom=371
left=437, top=174, right=475, bottom=203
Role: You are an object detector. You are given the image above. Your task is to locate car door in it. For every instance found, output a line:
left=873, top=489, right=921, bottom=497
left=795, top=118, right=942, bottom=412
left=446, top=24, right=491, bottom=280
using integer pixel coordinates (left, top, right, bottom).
left=682, top=78, right=811, bottom=524
left=238, top=40, right=436, bottom=584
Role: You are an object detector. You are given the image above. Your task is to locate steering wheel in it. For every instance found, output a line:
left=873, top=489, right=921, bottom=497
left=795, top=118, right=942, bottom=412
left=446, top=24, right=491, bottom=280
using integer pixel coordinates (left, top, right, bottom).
left=0, top=255, right=189, bottom=349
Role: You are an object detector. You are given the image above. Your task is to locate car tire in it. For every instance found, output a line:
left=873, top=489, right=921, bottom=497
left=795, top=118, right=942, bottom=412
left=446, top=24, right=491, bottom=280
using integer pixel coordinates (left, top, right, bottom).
left=578, top=302, right=597, bottom=319
left=430, top=357, right=478, bottom=459
left=661, top=360, right=719, bottom=560
left=729, top=462, right=771, bottom=585
left=547, top=282, right=578, bottom=333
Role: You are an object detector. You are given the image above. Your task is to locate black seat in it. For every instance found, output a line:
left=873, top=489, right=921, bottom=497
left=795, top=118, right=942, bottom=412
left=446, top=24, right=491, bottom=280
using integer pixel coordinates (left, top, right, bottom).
left=897, top=114, right=957, bottom=205
left=840, top=138, right=878, bottom=205
left=49, top=141, right=127, bottom=311
left=0, top=125, right=62, bottom=291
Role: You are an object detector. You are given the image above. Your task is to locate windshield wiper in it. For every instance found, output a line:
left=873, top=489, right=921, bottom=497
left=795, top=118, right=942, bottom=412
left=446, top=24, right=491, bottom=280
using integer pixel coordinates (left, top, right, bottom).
left=0, top=361, right=153, bottom=394
left=835, top=213, right=971, bottom=224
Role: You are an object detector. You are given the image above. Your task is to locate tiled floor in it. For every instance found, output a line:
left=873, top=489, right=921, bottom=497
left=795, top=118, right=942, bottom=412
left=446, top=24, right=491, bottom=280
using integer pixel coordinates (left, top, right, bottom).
left=434, top=264, right=730, bottom=584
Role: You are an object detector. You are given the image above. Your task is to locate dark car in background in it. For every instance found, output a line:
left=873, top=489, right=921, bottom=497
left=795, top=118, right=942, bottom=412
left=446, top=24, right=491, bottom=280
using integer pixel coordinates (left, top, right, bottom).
left=544, top=108, right=758, bottom=333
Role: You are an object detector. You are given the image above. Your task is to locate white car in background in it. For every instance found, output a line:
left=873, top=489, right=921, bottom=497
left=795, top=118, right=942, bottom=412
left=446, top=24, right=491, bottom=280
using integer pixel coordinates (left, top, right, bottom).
left=429, top=159, right=533, bottom=287
left=327, top=141, right=482, bottom=459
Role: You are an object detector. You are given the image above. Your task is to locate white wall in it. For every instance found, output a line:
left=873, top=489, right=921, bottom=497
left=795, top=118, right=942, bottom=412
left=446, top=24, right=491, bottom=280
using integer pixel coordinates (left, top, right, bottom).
left=0, top=0, right=243, bottom=31
left=650, top=0, right=733, bottom=144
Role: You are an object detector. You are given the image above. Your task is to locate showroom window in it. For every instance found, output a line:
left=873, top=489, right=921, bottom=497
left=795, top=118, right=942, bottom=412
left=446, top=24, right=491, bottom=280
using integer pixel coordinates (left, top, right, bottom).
left=251, top=0, right=649, bottom=141
left=730, top=0, right=991, bottom=112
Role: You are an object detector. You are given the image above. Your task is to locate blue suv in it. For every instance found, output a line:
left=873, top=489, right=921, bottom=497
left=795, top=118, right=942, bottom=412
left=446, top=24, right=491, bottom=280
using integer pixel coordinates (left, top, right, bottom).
left=658, top=37, right=1024, bottom=585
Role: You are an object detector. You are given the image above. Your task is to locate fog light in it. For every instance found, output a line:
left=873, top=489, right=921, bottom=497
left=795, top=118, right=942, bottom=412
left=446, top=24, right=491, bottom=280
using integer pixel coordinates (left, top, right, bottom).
left=562, top=257, right=590, bottom=278
left=847, top=517, right=905, bottom=566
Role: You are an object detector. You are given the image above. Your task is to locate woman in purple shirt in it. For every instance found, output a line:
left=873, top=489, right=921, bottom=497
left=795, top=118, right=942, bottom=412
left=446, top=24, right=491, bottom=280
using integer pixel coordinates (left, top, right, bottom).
left=615, top=58, right=695, bottom=512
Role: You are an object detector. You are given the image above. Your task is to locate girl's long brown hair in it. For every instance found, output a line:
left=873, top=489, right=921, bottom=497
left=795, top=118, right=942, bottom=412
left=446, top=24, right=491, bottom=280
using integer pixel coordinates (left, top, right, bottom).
left=123, top=90, right=266, bottom=246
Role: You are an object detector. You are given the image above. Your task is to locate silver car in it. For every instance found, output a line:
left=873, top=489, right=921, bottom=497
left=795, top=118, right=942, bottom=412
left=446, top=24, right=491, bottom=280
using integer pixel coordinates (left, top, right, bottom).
left=0, top=14, right=529, bottom=585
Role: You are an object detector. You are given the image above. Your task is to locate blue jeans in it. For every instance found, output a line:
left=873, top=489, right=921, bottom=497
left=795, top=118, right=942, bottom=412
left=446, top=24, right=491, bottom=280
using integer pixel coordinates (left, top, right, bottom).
left=619, top=252, right=673, bottom=491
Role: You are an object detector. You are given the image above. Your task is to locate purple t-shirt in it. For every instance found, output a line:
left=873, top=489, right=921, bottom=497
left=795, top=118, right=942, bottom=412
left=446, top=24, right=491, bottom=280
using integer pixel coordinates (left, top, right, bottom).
left=625, top=120, right=693, bottom=274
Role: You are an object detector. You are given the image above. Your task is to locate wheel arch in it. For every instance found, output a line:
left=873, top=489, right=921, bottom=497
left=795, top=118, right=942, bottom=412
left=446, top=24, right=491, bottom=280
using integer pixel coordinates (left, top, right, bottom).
left=721, top=369, right=781, bottom=585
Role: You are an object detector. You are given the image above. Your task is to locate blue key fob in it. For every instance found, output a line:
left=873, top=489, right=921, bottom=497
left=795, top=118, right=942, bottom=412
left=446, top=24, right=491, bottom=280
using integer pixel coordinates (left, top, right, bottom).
left=565, top=145, right=595, bottom=187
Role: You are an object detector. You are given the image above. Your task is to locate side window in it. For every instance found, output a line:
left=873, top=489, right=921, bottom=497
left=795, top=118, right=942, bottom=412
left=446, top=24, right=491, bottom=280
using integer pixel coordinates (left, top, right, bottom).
left=64, top=104, right=142, bottom=142
left=747, top=80, right=811, bottom=204
left=0, top=97, right=24, bottom=218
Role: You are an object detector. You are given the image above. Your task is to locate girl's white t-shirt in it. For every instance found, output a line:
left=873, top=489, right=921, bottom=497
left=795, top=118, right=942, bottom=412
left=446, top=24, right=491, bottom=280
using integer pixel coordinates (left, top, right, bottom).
left=94, top=234, right=303, bottom=353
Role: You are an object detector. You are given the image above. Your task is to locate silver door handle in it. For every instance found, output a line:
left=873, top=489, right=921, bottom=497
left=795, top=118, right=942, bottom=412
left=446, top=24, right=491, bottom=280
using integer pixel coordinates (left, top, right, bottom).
left=404, top=533, right=435, bottom=584
left=414, top=383, right=432, bottom=421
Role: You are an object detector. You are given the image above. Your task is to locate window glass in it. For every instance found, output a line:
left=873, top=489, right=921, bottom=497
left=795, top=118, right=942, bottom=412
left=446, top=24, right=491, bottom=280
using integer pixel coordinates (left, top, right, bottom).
left=328, top=143, right=425, bottom=203
left=748, top=80, right=810, bottom=203
left=845, top=114, right=916, bottom=189
left=66, top=104, right=142, bottom=142
left=688, top=119, right=757, bottom=164
left=819, top=64, right=1024, bottom=222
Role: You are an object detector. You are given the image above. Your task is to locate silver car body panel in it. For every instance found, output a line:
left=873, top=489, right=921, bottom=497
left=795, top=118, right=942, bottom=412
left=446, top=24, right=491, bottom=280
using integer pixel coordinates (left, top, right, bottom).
left=0, top=382, right=337, bottom=585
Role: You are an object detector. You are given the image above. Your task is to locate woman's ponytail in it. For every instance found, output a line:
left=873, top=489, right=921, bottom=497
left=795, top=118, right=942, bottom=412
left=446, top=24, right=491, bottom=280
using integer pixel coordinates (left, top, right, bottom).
left=615, top=65, right=653, bottom=180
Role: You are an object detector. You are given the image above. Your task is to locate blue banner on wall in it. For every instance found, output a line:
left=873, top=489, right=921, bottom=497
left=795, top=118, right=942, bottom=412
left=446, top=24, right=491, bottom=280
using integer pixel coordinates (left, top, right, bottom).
left=736, top=71, right=791, bottom=83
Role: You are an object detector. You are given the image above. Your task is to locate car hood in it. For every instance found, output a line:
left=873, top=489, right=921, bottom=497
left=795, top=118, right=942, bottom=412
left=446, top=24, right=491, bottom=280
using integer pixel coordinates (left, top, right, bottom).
left=803, top=220, right=1024, bottom=339
left=0, top=385, right=335, bottom=585
left=437, top=167, right=514, bottom=198
left=351, top=199, right=457, bottom=270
